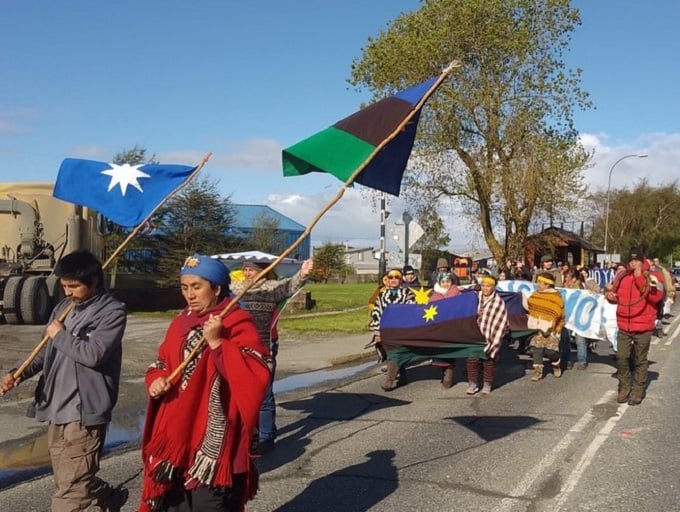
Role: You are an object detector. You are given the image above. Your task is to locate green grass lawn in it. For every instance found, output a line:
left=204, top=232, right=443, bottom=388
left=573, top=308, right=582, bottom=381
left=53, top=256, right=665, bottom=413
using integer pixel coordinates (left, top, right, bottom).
left=279, top=309, right=368, bottom=334
left=279, top=281, right=377, bottom=333
left=134, top=281, right=380, bottom=334
left=286, top=282, right=378, bottom=313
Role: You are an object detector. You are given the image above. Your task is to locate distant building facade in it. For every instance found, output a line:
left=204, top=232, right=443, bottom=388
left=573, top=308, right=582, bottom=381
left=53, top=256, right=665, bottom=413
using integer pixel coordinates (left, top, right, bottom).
left=230, top=204, right=311, bottom=260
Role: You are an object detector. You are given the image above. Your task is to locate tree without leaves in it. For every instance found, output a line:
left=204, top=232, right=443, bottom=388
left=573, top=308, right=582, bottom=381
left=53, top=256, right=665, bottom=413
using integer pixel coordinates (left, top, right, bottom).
left=152, top=176, right=240, bottom=287
left=410, top=203, right=451, bottom=275
left=104, top=146, right=159, bottom=286
left=244, top=211, right=286, bottom=255
left=350, top=0, right=591, bottom=263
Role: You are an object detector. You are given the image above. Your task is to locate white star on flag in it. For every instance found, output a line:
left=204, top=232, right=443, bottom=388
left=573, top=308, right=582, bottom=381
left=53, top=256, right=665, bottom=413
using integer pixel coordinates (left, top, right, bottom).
left=101, top=163, right=151, bottom=196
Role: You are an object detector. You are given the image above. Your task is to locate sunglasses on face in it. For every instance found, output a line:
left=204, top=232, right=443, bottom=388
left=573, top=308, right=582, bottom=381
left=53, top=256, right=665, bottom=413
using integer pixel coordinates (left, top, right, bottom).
left=405, top=272, right=415, bottom=276
left=387, top=274, right=401, bottom=279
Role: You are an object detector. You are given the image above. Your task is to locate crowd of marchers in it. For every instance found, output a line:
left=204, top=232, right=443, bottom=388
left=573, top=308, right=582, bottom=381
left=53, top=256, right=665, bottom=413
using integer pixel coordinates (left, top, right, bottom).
left=369, top=249, right=675, bottom=407
left=0, top=246, right=675, bottom=512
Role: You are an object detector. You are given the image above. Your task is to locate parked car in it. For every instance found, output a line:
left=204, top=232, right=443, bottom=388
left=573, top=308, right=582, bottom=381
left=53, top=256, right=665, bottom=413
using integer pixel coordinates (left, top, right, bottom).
left=671, top=267, right=680, bottom=291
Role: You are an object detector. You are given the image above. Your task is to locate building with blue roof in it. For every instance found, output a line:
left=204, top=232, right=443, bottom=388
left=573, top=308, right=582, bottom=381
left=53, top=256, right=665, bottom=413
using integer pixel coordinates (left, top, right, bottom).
left=230, top=204, right=311, bottom=260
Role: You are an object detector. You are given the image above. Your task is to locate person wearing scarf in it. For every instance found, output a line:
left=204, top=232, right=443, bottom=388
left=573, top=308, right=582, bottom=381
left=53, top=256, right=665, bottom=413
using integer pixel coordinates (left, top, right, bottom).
left=369, top=269, right=416, bottom=390
left=465, top=274, right=509, bottom=395
left=524, top=271, right=565, bottom=382
left=139, top=254, right=271, bottom=512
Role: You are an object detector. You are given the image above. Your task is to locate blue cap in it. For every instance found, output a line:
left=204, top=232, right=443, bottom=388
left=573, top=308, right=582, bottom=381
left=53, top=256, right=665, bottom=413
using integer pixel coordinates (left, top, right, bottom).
left=180, top=254, right=230, bottom=287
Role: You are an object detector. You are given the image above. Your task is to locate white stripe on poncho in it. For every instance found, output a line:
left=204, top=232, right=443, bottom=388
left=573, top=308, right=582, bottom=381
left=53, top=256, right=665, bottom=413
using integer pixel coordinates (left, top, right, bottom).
left=477, top=290, right=509, bottom=358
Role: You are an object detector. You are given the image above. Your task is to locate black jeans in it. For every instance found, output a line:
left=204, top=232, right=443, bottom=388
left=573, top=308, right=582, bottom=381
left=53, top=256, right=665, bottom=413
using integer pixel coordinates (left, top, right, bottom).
left=165, top=474, right=247, bottom=512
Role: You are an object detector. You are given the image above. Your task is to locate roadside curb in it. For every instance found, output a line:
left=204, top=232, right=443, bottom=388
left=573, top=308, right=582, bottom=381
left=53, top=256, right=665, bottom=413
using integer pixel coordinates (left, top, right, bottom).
left=330, top=350, right=375, bottom=366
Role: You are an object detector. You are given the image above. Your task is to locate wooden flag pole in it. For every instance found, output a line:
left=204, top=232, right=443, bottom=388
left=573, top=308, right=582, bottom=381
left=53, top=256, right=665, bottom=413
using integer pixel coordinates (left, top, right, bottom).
left=11, top=153, right=212, bottom=381
left=167, top=62, right=461, bottom=383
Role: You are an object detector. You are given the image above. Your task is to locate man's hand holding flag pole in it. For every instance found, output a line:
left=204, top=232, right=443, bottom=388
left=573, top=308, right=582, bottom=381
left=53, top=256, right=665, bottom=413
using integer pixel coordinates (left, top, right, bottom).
left=10, top=153, right=212, bottom=382
left=164, top=61, right=461, bottom=386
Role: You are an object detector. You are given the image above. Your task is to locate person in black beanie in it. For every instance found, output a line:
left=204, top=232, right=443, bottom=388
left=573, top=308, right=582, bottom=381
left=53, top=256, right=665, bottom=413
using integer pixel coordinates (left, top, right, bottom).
left=401, top=264, right=421, bottom=288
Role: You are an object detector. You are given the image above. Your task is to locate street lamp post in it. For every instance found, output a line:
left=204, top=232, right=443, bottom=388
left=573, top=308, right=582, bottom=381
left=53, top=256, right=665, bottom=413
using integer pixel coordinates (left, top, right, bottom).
left=603, top=153, right=648, bottom=259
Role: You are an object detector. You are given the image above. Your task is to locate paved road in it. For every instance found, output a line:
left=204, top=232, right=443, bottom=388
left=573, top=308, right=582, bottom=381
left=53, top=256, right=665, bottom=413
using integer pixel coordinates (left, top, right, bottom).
left=0, top=314, right=374, bottom=491
left=1, top=307, right=679, bottom=511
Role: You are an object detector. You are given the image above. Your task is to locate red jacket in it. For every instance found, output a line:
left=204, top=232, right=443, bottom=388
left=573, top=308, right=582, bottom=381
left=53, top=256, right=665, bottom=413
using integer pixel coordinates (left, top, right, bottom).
left=607, top=264, right=664, bottom=333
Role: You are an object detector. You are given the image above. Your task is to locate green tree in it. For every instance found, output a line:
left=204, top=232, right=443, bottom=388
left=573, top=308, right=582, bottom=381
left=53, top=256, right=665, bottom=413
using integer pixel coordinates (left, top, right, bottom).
left=152, top=176, right=240, bottom=287
left=350, top=0, right=591, bottom=263
left=311, top=242, right=348, bottom=283
left=112, top=145, right=156, bottom=166
left=587, top=179, right=680, bottom=261
left=244, top=211, right=286, bottom=254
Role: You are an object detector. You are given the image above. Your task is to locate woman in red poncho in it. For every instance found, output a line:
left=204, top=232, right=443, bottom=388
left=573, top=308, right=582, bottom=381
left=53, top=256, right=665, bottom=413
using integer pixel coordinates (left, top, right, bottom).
left=139, top=254, right=271, bottom=512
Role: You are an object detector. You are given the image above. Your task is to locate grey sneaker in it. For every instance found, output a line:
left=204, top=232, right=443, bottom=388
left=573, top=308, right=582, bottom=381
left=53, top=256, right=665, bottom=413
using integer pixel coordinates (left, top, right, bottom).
left=466, top=382, right=479, bottom=395
left=481, top=383, right=492, bottom=395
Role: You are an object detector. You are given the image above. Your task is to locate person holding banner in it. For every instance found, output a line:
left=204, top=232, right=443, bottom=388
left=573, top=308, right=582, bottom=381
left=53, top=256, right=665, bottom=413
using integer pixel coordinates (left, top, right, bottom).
left=533, top=255, right=563, bottom=287
left=371, top=269, right=416, bottom=391
left=566, top=267, right=600, bottom=370
left=525, top=271, right=565, bottom=381
left=605, top=248, right=664, bottom=406
left=465, top=274, right=509, bottom=395
left=579, top=267, right=601, bottom=293
left=429, top=272, right=462, bottom=388
left=0, top=250, right=128, bottom=512
left=401, top=264, right=422, bottom=289
left=140, top=254, right=271, bottom=512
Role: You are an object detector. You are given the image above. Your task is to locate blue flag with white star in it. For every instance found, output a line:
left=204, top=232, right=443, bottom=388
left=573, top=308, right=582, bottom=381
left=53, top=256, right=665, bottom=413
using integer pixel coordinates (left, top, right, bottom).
left=53, top=158, right=196, bottom=227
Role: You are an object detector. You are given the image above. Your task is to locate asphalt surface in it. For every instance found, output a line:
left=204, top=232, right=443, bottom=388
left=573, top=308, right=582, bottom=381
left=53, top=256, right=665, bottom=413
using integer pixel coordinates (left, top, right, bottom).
left=1, top=306, right=679, bottom=511
left=0, top=315, right=374, bottom=488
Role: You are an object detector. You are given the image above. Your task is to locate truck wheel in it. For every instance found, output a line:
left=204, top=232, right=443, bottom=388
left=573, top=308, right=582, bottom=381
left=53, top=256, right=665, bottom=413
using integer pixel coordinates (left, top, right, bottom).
left=46, top=275, right=65, bottom=306
left=20, top=277, right=51, bottom=325
left=2, top=276, right=26, bottom=324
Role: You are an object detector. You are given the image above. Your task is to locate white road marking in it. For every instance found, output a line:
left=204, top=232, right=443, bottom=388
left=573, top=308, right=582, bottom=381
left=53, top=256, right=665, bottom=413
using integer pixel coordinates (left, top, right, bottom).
left=551, top=399, right=628, bottom=511
left=493, top=390, right=615, bottom=512
left=665, top=318, right=680, bottom=345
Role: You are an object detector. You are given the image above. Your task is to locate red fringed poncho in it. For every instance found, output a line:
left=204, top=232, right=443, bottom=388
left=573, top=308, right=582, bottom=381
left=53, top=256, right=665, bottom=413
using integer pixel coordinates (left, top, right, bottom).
left=139, top=300, right=271, bottom=512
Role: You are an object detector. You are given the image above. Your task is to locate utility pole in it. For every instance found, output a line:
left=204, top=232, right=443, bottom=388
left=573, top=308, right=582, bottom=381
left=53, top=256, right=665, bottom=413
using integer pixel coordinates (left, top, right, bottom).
left=379, top=192, right=387, bottom=278
left=402, top=211, right=412, bottom=266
